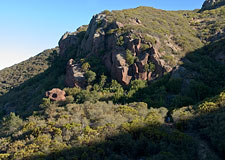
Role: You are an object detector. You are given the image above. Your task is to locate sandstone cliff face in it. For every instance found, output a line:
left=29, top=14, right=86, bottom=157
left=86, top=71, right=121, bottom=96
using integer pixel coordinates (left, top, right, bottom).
left=59, top=13, right=174, bottom=86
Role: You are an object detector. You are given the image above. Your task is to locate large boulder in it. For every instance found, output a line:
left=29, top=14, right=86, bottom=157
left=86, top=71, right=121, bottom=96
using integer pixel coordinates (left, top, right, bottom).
left=46, top=88, right=66, bottom=101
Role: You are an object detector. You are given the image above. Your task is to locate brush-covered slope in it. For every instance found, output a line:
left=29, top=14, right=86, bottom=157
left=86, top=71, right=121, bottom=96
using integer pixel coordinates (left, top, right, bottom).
left=0, top=1, right=225, bottom=159
left=0, top=48, right=66, bottom=117
left=0, top=48, right=58, bottom=96
left=0, top=89, right=224, bottom=159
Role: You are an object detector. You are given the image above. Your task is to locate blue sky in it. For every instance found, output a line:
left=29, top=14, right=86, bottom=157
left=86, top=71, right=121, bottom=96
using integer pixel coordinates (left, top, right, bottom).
left=0, top=0, right=205, bottom=69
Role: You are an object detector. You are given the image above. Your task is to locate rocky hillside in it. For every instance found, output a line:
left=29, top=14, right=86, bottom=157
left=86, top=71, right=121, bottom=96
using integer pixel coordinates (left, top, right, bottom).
left=0, top=1, right=225, bottom=159
left=59, top=7, right=203, bottom=86
left=60, top=5, right=225, bottom=89
left=201, top=0, right=225, bottom=10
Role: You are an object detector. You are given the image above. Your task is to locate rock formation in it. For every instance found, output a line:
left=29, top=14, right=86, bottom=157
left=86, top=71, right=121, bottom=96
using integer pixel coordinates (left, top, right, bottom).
left=58, top=13, right=174, bottom=86
left=59, top=25, right=88, bottom=56
left=46, top=88, right=66, bottom=101
left=65, top=59, right=86, bottom=88
left=202, top=0, right=225, bottom=10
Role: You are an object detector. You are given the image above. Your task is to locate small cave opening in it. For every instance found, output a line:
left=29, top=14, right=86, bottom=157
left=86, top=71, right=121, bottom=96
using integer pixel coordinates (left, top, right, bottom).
left=52, top=93, right=58, bottom=98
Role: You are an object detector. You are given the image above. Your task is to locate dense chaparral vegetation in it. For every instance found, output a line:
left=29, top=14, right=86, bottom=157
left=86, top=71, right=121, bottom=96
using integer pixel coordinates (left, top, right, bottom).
left=0, top=2, right=225, bottom=160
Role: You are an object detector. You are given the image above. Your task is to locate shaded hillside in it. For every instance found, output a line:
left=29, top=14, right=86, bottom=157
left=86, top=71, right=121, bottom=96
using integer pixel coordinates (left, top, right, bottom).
left=0, top=48, right=58, bottom=96
left=0, top=100, right=203, bottom=159
left=0, top=1, right=225, bottom=159
left=0, top=87, right=224, bottom=159
left=0, top=48, right=65, bottom=117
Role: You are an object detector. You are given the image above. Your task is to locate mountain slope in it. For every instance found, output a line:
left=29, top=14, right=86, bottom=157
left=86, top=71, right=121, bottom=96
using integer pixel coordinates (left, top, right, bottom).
left=0, top=1, right=225, bottom=159
left=0, top=48, right=59, bottom=96
left=0, top=48, right=65, bottom=117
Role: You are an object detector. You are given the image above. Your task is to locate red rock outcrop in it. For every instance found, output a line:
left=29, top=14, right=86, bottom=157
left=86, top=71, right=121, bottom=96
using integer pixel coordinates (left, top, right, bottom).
left=65, top=59, right=86, bottom=88
left=59, top=13, right=174, bottom=86
left=46, top=88, right=66, bottom=101
left=59, top=25, right=88, bottom=56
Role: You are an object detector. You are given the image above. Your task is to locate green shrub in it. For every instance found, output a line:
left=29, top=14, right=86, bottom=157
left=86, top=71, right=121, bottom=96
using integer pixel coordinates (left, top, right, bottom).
left=126, top=49, right=136, bottom=65
left=64, top=87, right=81, bottom=97
left=84, top=70, right=96, bottom=84
left=140, top=44, right=150, bottom=51
left=65, top=96, right=74, bottom=104
left=198, top=101, right=218, bottom=113
left=81, top=62, right=90, bottom=71
left=99, top=74, right=107, bottom=89
left=40, top=98, right=51, bottom=108
left=0, top=113, right=23, bottom=136
left=144, top=62, right=156, bottom=72
left=117, top=36, right=124, bottom=46
left=102, top=10, right=111, bottom=15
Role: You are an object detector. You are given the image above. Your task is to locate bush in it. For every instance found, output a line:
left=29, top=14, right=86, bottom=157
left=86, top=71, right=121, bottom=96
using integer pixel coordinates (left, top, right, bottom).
left=126, top=49, right=136, bottom=65
left=65, top=95, right=74, bottom=104
left=198, top=101, right=218, bottom=113
left=84, top=70, right=96, bottom=84
left=81, top=62, right=90, bottom=71
left=117, top=36, right=124, bottom=46
left=140, top=44, right=150, bottom=51
left=99, top=74, right=107, bottom=89
left=147, top=62, right=156, bottom=72
left=64, top=87, right=81, bottom=97
left=0, top=113, right=23, bottom=136
left=172, top=106, right=195, bottom=122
